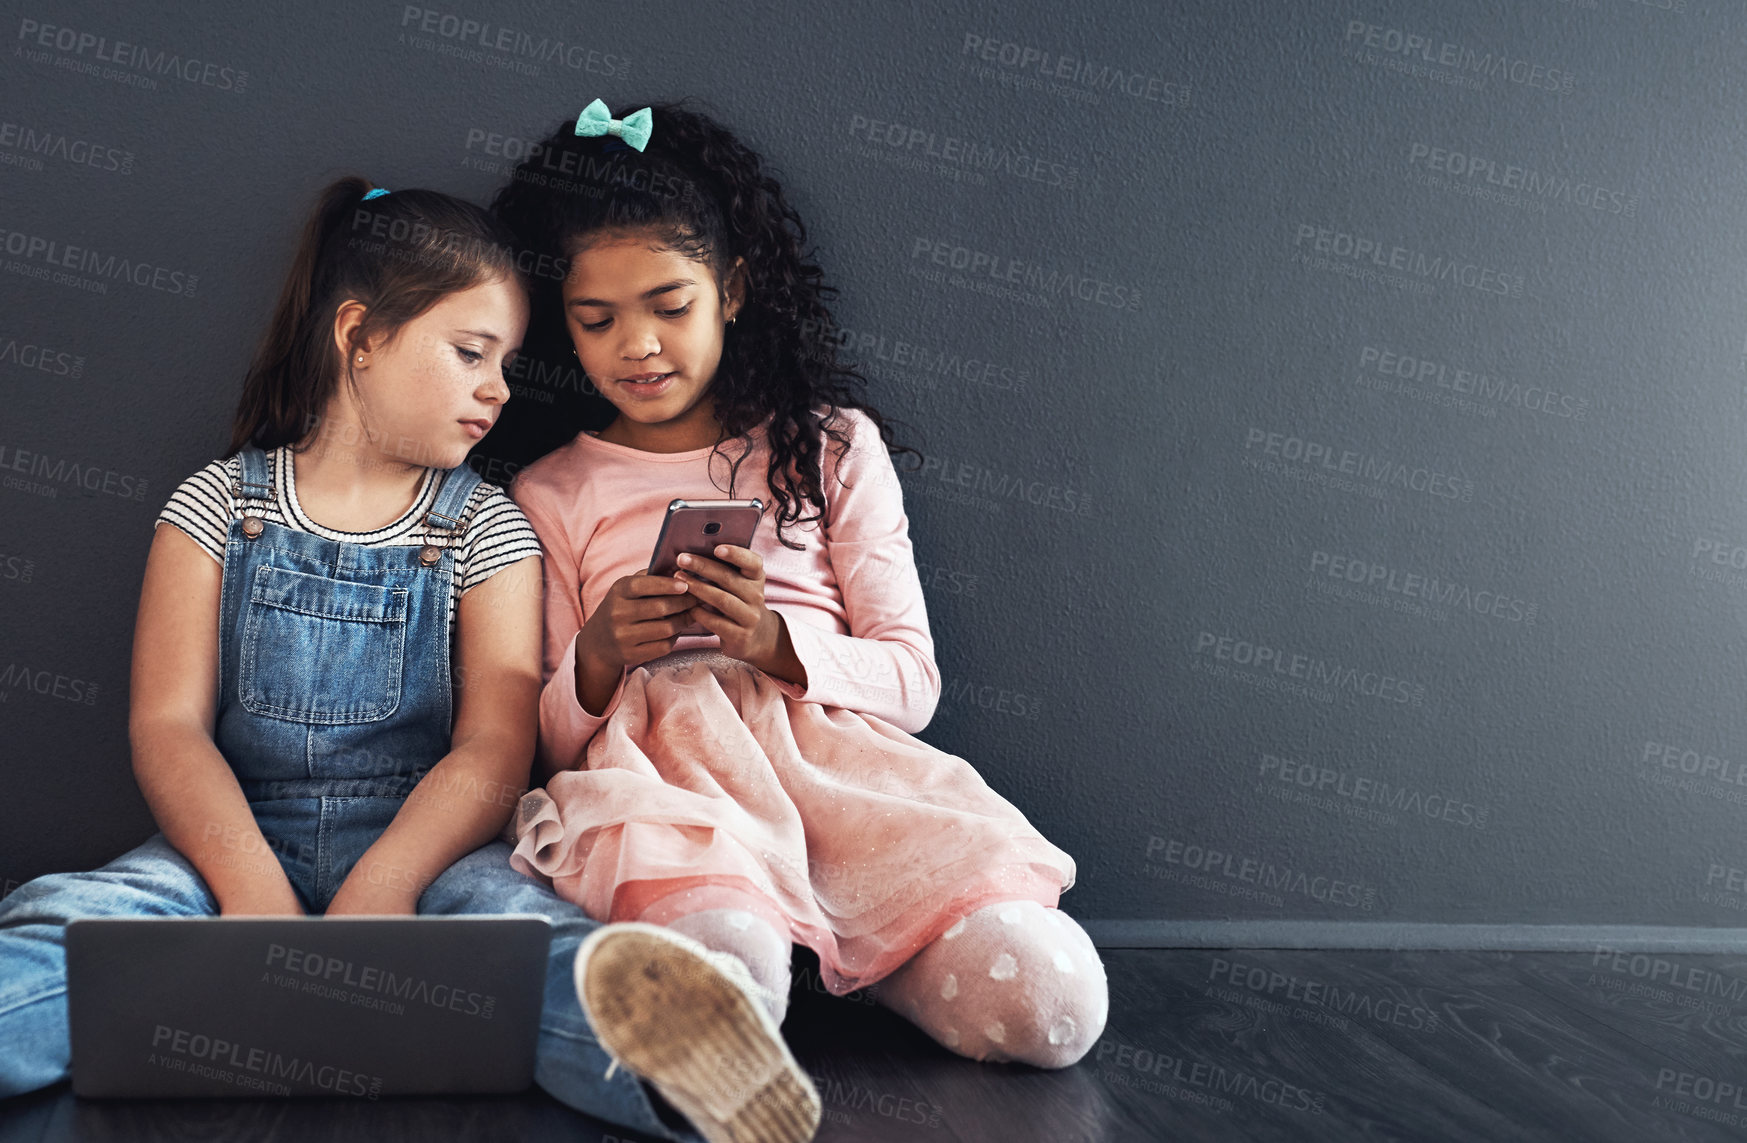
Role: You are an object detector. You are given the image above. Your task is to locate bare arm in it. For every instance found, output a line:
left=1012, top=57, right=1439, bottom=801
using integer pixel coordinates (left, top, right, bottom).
left=325, top=553, right=542, bottom=914
left=130, top=523, right=304, bottom=915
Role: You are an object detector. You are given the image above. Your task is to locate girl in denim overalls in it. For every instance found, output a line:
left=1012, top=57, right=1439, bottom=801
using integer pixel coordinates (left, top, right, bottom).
left=0, top=178, right=726, bottom=1143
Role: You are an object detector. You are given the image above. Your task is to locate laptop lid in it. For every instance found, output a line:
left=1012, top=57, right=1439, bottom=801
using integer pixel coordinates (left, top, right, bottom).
left=66, top=915, right=551, bottom=1099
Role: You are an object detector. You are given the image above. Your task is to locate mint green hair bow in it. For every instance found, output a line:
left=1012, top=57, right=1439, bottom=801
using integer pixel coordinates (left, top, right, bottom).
left=573, top=99, right=653, bottom=152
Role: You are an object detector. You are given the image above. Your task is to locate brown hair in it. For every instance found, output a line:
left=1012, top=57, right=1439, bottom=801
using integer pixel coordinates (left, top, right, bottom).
left=226, top=176, right=526, bottom=456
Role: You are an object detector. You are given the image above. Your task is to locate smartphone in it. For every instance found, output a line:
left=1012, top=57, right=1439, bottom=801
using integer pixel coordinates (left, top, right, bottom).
left=647, top=498, right=766, bottom=637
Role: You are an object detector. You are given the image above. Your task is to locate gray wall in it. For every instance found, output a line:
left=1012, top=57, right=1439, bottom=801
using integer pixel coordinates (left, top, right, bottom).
left=4, top=0, right=1740, bottom=931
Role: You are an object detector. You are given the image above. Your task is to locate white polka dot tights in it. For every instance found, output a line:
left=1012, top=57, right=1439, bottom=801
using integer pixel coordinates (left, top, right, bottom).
left=867, top=899, right=1109, bottom=1068
left=666, top=899, right=1108, bottom=1069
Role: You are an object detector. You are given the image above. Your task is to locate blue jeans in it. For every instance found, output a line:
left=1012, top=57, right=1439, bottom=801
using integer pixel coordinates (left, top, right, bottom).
left=0, top=828, right=704, bottom=1143
left=0, top=446, right=703, bottom=1138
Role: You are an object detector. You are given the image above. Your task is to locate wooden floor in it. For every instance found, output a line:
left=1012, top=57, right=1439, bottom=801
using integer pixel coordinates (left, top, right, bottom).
left=6, top=945, right=1747, bottom=1141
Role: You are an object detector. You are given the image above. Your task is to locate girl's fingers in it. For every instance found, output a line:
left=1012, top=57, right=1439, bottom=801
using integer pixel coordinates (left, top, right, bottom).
left=679, top=548, right=763, bottom=584
left=675, top=574, right=754, bottom=623
left=674, top=553, right=729, bottom=582
left=630, top=573, right=689, bottom=596
left=675, top=557, right=751, bottom=600
left=708, top=544, right=761, bottom=574
left=631, top=594, right=695, bottom=625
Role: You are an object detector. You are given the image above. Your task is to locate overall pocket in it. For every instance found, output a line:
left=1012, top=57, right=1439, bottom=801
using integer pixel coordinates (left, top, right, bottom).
left=240, top=565, right=408, bottom=724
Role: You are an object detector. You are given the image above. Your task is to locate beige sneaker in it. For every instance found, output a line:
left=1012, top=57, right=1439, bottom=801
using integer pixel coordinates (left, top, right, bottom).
left=573, top=922, right=821, bottom=1143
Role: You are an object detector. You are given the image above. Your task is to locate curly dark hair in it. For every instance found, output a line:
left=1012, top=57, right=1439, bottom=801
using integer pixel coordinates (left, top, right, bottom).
left=487, top=98, right=922, bottom=550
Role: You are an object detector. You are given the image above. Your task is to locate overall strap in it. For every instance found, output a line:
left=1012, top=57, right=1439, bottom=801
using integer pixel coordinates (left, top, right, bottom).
left=413, top=460, right=485, bottom=565
left=233, top=443, right=271, bottom=504
left=424, top=460, right=484, bottom=537
left=231, top=444, right=275, bottom=537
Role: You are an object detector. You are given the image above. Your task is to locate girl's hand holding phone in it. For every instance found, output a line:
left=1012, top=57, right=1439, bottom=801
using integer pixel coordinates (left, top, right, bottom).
left=671, top=545, right=807, bottom=689
left=572, top=567, right=698, bottom=716
left=669, top=544, right=786, bottom=665
left=572, top=545, right=804, bottom=718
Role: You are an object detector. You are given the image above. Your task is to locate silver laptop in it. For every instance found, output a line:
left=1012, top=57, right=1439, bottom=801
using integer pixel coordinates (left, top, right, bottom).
left=67, top=916, right=551, bottom=1099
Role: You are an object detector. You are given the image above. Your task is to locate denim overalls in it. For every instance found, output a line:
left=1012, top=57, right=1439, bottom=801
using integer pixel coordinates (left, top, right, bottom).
left=0, top=444, right=704, bottom=1142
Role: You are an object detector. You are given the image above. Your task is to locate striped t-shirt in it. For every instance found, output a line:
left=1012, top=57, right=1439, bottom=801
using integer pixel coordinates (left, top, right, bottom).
left=153, top=445, right=542, bottom=642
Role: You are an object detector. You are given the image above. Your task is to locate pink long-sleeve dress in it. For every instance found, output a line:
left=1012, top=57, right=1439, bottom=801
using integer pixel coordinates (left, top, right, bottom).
left=506, top=404, right=1075, bottom=994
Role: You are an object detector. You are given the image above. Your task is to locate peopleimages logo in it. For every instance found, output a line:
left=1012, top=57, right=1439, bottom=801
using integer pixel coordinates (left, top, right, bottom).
left=1145, top=835, right=1378, bottom=910
left=1688, top=536, right=1747, bottom=590
left=1343, top=21, right=1574, bottom=94
left=0, top=663, right=99, bottom=704
left=1309, top=549, right=1538, bottom=626
left=0, top=334, right=83, bottom=377
left=0, top=445, right=147, bottom=500
left=399, top=7, right=629, bottom=75
left=1654, top=1068, right=1747, bottom=1125
left=150, top=1024, right=380, bottom=1098
left=0, top=553, right=36, bottom=584
left=1095, top=1037, right=1324, bottom=1114
left=1209, top=957, right=1441, bottom=1031
left=1642, top=742, right=1747, bottom=787
left=265, top=942, right=496, bottom=1020
left=909, top=238, right=1141, bottom=311
left=912, top=452, right=1095, bottom=517
left=1244, top=427, right=1475, bottom=502
left=459, top=128, right=694, bottom=216
left=0, top=122, right=132, bottom=174
left=1259, top=752, right=1490, bottom=830
left=1192, top=631, right=1426, bottom=706
left=847, top=113, right=1081, bottom=190
left=16, top=18, right=248, bottom=92
left=1358, top=345, right=1588, bottom=420
left=1293, top=224, right=1525, bottom=297
left=1407, top=143, right=1636, bottom=216
left=805, top=319, right=1030, bottom=392
left=960, top=34, right=1190, bottom=107
left=0, top=229, right=196, bottom=297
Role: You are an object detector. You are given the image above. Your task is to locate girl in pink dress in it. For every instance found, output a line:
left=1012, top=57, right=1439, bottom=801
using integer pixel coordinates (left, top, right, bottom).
left=490, top=101, right=1108, bottom=1069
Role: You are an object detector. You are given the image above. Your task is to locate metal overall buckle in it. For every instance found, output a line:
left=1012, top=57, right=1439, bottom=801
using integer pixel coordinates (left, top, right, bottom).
left=233, top=477, right=273, bottom=540
left=418, top=508, right=463, bottom=566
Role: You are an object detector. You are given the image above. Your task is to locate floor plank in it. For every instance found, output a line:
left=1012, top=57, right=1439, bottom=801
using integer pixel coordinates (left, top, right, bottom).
left=8, top=947, right=1747, bottom=1142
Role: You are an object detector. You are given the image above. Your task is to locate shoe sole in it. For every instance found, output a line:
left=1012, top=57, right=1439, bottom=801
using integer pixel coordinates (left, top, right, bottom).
left=576, top=924, right=821, bottom=1143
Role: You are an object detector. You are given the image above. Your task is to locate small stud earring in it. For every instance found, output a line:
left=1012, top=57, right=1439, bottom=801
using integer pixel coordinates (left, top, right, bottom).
left=356, top=355, right=364, bottom=364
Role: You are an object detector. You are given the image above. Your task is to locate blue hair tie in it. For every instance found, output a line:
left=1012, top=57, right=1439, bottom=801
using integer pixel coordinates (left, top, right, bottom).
left=363, top=187, right=390, bottom=200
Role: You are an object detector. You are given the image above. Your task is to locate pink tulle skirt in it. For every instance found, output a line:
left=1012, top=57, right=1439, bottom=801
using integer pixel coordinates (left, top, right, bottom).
left=509, top=647, right=1075, bottom=994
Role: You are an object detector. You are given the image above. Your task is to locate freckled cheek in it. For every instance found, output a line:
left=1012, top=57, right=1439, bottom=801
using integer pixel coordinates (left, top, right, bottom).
left=393, top=359, right=465, bottom=421
left=426, top=349, right=479, bottom=388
